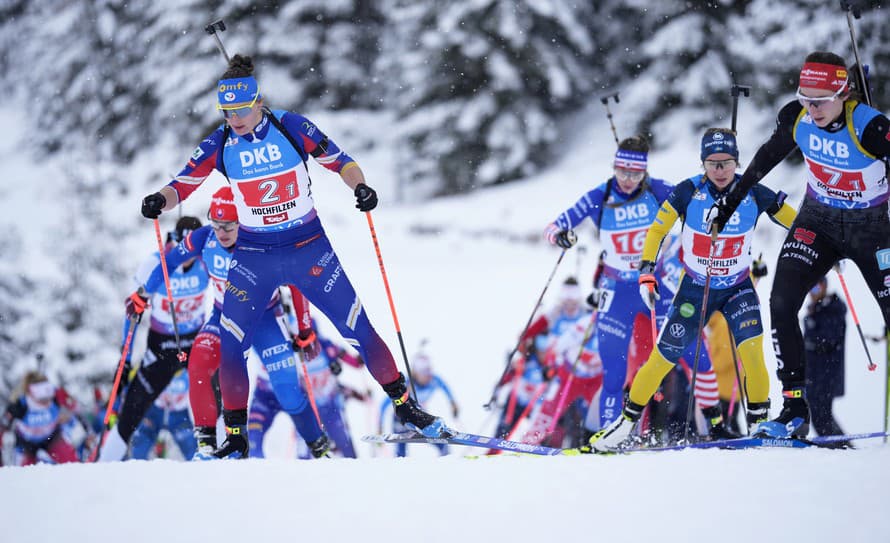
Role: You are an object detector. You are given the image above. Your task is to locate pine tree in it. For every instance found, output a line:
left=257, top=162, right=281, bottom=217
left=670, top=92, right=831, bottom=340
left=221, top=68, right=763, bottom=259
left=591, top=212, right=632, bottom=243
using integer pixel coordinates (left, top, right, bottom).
left=384, top=1, right=601, bottom=198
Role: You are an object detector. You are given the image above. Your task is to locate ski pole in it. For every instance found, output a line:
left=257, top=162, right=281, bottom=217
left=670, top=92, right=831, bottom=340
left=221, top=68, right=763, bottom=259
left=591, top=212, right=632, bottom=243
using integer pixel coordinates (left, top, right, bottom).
left=204, top=19, right=231, bottom=63
left=484, top=249, right=569, bottom=409
left=600, top=92, right=621, bottom=146
left=730, top=84, right=751, bottom=133
left=504, top=354, right=526, bottom=425
left=840, top=1, right=873, bottom=106
left=546, top=309, right=598, bottom=435
left=153, top=219, right=187, bottom=363
left=88, top=315, right=139, bottom=462
left=505, top=382, right=548, bottom=442
left=364, top=211, right=419, bottom=400
left=684, top=225, right=719, bottom=443
left=279, top=286, right=326, bottom=430
left=833, top=262, right=877, bottom=371
left=729, top=338, right=749, bottom=435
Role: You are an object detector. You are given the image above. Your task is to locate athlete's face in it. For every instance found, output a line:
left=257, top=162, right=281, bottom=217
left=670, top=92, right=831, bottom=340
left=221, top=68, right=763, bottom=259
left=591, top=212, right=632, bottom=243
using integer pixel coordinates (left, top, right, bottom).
left=797, top=86, right=848, bottom=128
left=613, top=168, right=646, bottom=194
left=224, top=100, right=264, bottom=136
left=703, top=153, right=737, bottom=189
left=211, top=220, right=239, bottom=248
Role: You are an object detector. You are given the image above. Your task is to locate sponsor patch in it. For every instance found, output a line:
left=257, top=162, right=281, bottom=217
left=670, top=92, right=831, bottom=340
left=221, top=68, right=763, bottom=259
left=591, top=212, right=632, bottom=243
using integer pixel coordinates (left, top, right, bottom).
left=191, top=146, right=204, bottom=160
left=884, top=275, right=890, bottom=288
left=310, top=266, right=324, bottom=277
left=877, top=249, right=890, bottom=271
left=669, top=323, right=686, bottom=338
left=793, top=228, right=816, bottom=245
left=679, top=303, right=695, bottom=318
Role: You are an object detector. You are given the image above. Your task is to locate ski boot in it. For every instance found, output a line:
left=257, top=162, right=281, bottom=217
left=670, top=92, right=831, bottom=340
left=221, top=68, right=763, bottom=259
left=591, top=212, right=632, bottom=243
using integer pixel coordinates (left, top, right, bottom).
left=588, top=401, right=644, bottom=453
left=308, top=434, right=332, bottom=459
left=192, top=426, right=217, bottom=461
left=754, top=389, right=810, bottom=438
left=382, top=373, right=449, bottom=438
left=702, top=405, right=741, bottom=440
left=745, top=400, right=770, bottom=434
left=213, top=409, right=249, bottom=459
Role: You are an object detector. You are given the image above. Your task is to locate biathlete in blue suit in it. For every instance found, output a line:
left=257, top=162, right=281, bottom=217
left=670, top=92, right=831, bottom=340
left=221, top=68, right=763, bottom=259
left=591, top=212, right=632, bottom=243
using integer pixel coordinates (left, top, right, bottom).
left=545, top=136, right=673, bottom=430
left=99, top=216, right=208, bottom=462
left=141, top=187, right=329, bottom=459
left=140, top=54, right=444, bottom=458
left=590, top=128, right=797, bottom=453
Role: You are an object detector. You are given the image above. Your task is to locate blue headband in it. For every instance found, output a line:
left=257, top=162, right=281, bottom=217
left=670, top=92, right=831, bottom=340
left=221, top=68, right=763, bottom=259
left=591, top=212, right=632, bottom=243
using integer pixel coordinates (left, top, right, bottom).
left=701, top=130, right=739, bottom=161
left=217, top=76, right=259, bottom=109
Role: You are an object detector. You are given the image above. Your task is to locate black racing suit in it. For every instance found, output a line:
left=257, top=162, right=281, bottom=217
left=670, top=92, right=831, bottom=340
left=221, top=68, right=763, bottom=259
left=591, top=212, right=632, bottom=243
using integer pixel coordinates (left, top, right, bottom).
left=731, top=100, right=890, bottom=392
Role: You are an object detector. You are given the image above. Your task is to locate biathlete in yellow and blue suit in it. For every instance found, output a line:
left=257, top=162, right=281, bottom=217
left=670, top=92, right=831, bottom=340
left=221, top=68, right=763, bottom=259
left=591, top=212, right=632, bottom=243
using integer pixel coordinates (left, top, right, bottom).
left=589, top=128, right=797, bottom=452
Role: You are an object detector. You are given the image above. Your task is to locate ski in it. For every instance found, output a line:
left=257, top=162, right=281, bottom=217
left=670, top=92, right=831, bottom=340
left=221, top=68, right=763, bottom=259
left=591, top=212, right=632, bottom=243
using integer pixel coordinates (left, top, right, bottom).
left=362, top=430, right=565, bottom=456
left=629, top=430, right=890, bottom=453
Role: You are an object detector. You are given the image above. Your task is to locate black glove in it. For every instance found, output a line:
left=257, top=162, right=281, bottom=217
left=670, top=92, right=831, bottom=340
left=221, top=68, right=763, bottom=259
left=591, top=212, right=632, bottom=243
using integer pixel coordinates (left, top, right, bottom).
left=354, top=183, right=378, bottom=212
left=752, top=256, right=768, bottom=278
left=555, top=229, right=577, bottom=249
left=125, top=291, right=149, bottom=323
left=329, top=358, right=343, bottom=376
left=586, top=290, right=601, bottom=309
left=712, top=185, right=743, bottom=232
left=141, top=192, right=166, bottom=219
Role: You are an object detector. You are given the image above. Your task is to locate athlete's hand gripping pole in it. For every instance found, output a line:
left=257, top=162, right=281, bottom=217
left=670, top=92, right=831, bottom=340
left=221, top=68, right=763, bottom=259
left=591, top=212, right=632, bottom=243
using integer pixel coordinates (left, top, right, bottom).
left=153, top=218, right=187, bottom=363
left=833, top=262, right=877, bottom=371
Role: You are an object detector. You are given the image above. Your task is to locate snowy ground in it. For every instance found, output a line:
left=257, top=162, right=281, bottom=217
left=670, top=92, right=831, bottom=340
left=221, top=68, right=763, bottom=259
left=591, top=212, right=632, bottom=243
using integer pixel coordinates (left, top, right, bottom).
left=2, top=100, right=889, bottom=542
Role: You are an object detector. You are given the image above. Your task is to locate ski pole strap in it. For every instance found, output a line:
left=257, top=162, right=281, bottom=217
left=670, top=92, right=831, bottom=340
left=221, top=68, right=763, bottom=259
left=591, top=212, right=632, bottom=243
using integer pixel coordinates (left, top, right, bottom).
left=295, top=330, right=317, bottom=349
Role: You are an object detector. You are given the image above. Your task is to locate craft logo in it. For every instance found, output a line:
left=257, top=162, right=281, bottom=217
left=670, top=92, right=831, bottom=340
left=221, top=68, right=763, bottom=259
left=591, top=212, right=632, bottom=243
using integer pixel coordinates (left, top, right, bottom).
left=793, top=228, right=816, bottom=245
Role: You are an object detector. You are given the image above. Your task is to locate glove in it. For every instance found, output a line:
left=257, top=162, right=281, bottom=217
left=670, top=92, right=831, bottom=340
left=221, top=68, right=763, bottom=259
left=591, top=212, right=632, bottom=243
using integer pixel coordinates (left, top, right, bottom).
left=752, top=256, right=768, bottom=278
left=293, top=330, right=320, bottom=360
left=141, top=192, right=166, bottom=219
left=125, top=291, right=149, bottom=323
left=554, top=229, right=577, bottom=249
left=329, top=358, right=343, bottom=376
left=637, top=260, right=659, bottom=311
left=354, top=183, right=378, bottom=212
left=711, top=185, right=743, bottom=232
left=586, top=289, right=601, bottom=309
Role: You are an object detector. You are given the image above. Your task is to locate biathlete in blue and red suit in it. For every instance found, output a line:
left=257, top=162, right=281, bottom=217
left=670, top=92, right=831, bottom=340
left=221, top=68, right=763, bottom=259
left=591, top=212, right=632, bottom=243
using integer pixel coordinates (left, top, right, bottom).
left=139, top=54, right=445, bottom=458
left=544, top=136, right=674, bottom=430
left=137, top=187, right=330, bottom=460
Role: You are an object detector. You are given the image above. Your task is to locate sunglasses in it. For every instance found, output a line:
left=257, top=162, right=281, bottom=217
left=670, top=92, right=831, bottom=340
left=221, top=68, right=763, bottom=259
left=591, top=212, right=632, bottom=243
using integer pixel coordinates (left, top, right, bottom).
left=210, top=220, right=238, bottom=232
left=703, top=159, right=737, bottom=170
left=796, top=81, right=848, bottom=108
left=614, top=168, right=646, bottom=182
left=218, top=96, right=258, bottom=119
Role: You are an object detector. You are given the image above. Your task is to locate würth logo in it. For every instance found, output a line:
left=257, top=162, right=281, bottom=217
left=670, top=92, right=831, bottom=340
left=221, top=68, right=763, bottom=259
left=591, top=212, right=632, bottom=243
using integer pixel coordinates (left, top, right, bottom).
left=310, top=266, right=324, bottom=277
left=793, top=228, right=816, bottom=245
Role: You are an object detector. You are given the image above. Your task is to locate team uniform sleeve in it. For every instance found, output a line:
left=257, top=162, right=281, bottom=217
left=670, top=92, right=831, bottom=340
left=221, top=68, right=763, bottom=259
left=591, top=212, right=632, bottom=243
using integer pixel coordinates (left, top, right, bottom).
left=751, top=184, right=796, bottom=229
left=552, top=186, right=606, bottom=232
left=641, top=180, right=691, bottom=262
left=860, top=111, right=890, bottom=159
left=141, top=227, right=211, bottom=294
left=166, top=128, right=226, bottom=203
left=280, top=112, right=356, bottom=174
left=736, top=101, right=802, bottom=195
